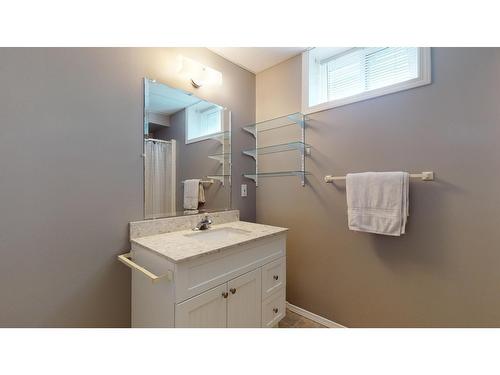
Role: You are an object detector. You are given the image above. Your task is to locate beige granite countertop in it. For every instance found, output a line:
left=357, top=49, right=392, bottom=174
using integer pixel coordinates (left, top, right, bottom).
left=131, top=220, right=288, bottom=263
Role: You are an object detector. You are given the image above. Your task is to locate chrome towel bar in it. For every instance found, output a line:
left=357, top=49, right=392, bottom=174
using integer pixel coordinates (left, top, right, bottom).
left=324, top=171, right=434, bottom=183
left=117, top=252, right=173, bottom=283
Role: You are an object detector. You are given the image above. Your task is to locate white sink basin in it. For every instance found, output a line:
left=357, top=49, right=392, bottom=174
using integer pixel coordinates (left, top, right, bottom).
left=185, top=227, right=251, bottom=243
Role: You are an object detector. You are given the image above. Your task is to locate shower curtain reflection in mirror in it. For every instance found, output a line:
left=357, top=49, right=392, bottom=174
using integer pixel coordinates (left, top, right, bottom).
left=144, top=139, right=176, bottom=219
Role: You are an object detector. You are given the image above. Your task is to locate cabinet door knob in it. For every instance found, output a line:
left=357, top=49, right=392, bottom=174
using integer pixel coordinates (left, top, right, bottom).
left=273, top=307, right=279, bottom=314
left=230, top=288, right=236, bottom=294
left=273, top=275, right=279, bottom=280
left=222, top=292, right=228, bottom=298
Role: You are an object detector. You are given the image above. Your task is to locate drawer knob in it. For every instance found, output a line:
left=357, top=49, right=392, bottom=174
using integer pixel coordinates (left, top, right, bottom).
left=222, top=292, right=228, bottom=298
left=273, top=307, right=279, bottom=314
left=273, top=275, right=279, bottom=280
left=230, top=288, right=236, bottom=294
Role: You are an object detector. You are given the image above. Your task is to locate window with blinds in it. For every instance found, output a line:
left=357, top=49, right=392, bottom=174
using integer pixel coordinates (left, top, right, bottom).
left=303, top=47, right=431, bottom=112
left=186, top=102, right=222, bottom=143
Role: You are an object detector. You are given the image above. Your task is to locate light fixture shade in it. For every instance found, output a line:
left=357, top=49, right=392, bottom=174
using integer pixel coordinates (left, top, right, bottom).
left=178, top=56, right=222, bottom=88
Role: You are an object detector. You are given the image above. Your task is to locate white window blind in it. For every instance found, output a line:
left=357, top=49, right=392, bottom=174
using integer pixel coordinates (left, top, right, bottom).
left=186, top=102, right=222, bottom=143
left=364, top=47, right=418, bottom=90
left=322, top=48, right=419, bottom=102
left=325, top=50, right=364, bottom=100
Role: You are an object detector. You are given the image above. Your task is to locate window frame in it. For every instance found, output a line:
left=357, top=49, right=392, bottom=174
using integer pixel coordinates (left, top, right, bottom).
left=301, top=47, right=432, bottom=114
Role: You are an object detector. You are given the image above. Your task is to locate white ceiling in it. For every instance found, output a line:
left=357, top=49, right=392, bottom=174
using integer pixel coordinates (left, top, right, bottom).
left=208, top=47, right=308, bottom=74
left=147, top=81, right=201, bottom=115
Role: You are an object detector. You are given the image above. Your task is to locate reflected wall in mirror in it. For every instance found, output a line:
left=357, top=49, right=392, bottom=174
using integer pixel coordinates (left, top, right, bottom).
left=143, top=78, right=231, bottom=219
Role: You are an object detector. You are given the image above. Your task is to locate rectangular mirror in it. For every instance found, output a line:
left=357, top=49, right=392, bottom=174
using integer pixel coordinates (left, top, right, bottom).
left=143, top=78, right=231, bottom=219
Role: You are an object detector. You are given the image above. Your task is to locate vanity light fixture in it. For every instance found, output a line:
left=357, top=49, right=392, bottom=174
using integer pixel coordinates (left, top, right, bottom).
left=178, top=56, right=222, bottom=88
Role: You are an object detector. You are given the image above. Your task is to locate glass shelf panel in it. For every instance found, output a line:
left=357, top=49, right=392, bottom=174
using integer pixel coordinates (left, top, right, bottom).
left=207, top=153, right=231, bottom=163
left=242, top=141, right=311, bottom=159
left=208, top=130, right=231, bottom=143
left=243, top=170, right=309, bottom=186
left=243, top=112, right=306, bottom=137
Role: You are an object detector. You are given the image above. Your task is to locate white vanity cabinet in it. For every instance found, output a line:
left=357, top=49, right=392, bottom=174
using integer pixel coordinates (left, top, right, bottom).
left=128, top=228, right=287, bottom=328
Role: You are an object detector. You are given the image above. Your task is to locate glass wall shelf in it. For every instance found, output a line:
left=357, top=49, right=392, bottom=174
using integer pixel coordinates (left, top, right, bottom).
left=243, top=171, right=309, bottom=185
left=242, top=111, right=308, bottom=187
left=209, top=130, right=231, bottom=144
left=243, top=112, right=306, bottom=137
left=242, top=141, right=311, bottom=160
left=208, top=152, right=231, bottom=163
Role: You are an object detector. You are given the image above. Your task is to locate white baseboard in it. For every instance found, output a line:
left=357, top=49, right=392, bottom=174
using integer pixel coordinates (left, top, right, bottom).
left=286, top=302, right=346, bottom=328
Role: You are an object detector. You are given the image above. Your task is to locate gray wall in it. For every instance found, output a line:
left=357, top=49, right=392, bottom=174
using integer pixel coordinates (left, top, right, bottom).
left=256, top=48, right=500, bottom=327
left=0, top=48, right=255, bottom=327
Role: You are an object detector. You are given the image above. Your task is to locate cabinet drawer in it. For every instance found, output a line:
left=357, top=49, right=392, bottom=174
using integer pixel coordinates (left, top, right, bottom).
left=261, top=257, right=286, bottom=299
left=261, top=288, right=286, bottom=328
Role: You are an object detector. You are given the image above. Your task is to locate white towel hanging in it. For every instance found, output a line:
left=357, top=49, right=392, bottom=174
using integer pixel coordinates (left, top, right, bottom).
left=346, top=172, right=409, bottom=236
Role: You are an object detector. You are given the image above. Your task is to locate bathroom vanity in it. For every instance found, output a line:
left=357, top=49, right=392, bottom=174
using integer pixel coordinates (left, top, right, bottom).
left=121, top=210, right=287, bottom=328
left=124, top=79, right=284, bottom=327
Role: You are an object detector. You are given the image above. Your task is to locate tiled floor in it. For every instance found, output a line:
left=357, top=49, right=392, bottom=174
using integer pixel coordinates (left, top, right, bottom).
left=278, top=309, right=326, bottom=328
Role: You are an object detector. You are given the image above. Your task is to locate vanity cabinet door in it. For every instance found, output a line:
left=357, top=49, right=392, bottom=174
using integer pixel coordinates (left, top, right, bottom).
left=227, top=268, right=262, bottom=328
left=175, top=284, right=228, bottom=328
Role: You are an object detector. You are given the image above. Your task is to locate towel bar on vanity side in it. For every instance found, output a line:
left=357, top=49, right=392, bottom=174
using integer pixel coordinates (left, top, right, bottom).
left=117, top=252, right=173, bottom=283
left=324, top=171, right=434, bottom=183
left=181, top=179, right=214, bottom=186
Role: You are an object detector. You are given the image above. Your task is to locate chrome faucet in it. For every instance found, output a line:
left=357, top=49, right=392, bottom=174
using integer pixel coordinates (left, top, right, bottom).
left=194, top=214, right=212, bottom=231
